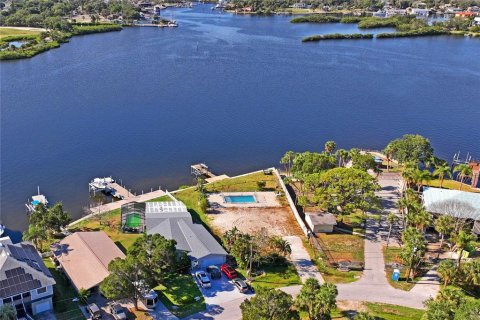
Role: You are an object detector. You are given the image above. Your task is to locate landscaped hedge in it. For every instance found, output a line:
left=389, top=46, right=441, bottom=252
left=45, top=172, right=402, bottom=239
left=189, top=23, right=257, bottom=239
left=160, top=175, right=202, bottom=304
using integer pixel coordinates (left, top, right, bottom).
left=303, top=33, right=374, bottom=42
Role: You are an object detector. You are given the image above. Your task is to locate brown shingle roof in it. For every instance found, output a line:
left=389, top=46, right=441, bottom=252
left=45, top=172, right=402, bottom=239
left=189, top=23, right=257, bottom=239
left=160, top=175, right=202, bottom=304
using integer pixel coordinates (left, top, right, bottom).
left=52, top=232, right=125, bottom=291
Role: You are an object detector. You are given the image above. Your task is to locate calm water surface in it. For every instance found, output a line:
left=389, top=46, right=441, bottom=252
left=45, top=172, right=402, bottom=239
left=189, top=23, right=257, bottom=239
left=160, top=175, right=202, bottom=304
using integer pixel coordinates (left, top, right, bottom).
left=1, top=5, right=480, bottom=237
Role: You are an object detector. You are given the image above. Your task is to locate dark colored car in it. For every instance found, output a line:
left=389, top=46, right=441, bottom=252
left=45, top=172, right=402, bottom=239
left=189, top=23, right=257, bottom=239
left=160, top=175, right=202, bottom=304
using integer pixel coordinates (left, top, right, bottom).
left=220, top=263, right=238, bottom=280
left=232, top=278, right=248, bottom=293
left=206, top=265, right=222, bottom=279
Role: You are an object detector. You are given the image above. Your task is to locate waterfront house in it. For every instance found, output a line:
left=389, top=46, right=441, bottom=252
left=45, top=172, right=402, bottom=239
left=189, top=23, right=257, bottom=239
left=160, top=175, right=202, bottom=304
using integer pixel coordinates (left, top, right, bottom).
left=474, top=17, right=480, bottom=26
left=409, top=8, right=430, bottom=16
left=422, top=187, right=480, bottom=235
left=51, top=232, right=125, bottom=293
left=456, top=11, right=478, bottom=18
left=0, top=237, right=55, bottom=316
left=305, top=212, right=337, bottom=233
left=121, top=201, right=146, bottom=233
left=292, top=2, right=307, bottom=9
left=141, top=201, right=227, bottom=268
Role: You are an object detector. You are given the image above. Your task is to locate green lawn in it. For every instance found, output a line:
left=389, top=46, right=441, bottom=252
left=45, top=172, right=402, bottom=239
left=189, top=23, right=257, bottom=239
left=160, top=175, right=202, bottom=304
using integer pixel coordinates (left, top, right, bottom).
left=336, top=212, right=367, bottom=234
left=238, top=263, right=301, bottom=290
left=71, top=208, right=141, bottom=253
left=383, top=246, right=423, bottom=291
left=303, top=239, right=362, bottom=284
left=43, top=259, right=84, bottom=320
left=0, top=27, right=41, bottom=39
left=364, top=302, right=424, bottom=320
left=426, top=179, right=479, bottom=193
left=154, top=274, right=205, bottom=318
left=146, top=195, right=172, bottom=202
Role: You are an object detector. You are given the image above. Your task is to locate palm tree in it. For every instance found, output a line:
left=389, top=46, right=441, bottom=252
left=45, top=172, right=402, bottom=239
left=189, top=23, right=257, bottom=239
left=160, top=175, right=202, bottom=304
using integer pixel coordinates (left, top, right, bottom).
left=272, top=238, right=292, bottom=257
left=77, top=288, right=89, bottom=305
left=383, top=145, right=394, bottom=172
left=453, top=164, right=473, bottom=190
left=413, top=169, right=432, bottom=192
left=386, top=213, right=397, bottom=248
left=23, top=224, right=47, bottom=249
left=437, top=259, right=457, bottom=287
left=453, top=231, right=475, bottom=270
left=324, top=141, right=337, bottom=154
left=335, top=149, right=350, bottom=167
left=434, top=215, right=454, bottom=256
left=462, top=259, right=480, bottom=287
left=433, top=163, right=452, bottom=189
left=0, top=304, right=17, bottom=320
left=406, top=203, right=431, bottom=232
left=223, top=226, right=240, bottom=250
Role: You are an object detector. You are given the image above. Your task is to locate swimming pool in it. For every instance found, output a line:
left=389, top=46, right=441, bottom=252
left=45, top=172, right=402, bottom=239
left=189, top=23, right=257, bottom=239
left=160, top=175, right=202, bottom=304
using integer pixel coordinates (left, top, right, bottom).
left=223, top=195, right=256, bottom=204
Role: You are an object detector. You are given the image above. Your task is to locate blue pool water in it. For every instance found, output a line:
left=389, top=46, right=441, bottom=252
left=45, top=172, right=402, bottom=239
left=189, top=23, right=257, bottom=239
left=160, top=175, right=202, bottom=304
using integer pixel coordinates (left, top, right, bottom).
left=224, top=195, right=257, bottom=203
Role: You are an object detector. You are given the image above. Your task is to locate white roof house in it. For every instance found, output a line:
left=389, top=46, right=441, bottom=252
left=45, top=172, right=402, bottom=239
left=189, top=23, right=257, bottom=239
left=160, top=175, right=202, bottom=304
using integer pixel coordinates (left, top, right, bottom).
left=423, top=187, right=480, bottom=234
left=145, top=201, right=227, bottom=268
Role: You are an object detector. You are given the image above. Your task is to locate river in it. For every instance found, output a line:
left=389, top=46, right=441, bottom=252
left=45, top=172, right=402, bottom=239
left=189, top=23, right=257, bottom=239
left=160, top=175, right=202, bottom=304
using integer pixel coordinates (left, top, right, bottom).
left=1, top=5, right=479, bottom=238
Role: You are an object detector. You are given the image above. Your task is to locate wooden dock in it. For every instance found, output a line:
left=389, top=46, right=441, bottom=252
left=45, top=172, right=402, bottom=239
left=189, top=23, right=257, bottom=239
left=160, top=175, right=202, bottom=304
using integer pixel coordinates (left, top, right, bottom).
left=191, top=163, right=216, bottom=178
left=107, top=182, right=132, bottom=200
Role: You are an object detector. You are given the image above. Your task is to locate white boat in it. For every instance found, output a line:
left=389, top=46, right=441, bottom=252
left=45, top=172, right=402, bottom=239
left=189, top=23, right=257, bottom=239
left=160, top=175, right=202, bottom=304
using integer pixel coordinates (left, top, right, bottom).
left=167, top=21, right=178, bottom=27
left=25, top=186, right=48, bottom=213
left=0, top=224, right=5, bottom=237
left=89, top=177, right=114, bottom=191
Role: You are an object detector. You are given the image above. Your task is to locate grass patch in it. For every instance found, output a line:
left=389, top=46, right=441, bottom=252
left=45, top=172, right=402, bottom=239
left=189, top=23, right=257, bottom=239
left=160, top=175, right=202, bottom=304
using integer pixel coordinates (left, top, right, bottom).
left=43, top=259, right=84, bottom=320
left=71, top=208, right=141, bottom=252
left=205, top=171, right=280, bottom=193
left=154, top=274, right=205, bottom=318
left=364, top=302, right=424, bottom=320
left=383, top=246, right=424, bottom=291
left=336, top=212, right=366, bottom=234
left=318, top=233, right=365, bottom=263
left=426, top=179, right=480, bottom=193
left=238, top=263, right=301, bottom=290
left=0, top=27, right=41, bottom=39
left=147, top=195, right=173, bottom=202
left=303, top=239, right=362, bottom=284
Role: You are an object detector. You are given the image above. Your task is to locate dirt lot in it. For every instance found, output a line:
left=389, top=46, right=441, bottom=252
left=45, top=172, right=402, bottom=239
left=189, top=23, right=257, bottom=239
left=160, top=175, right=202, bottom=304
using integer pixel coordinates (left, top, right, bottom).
left=207, top=206, right=303, bottom=237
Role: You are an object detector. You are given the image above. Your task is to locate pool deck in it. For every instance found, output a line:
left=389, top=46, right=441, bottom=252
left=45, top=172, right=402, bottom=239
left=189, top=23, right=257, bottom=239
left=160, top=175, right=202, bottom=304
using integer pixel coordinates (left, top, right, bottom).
left=208, top=191, right=281, bottom=208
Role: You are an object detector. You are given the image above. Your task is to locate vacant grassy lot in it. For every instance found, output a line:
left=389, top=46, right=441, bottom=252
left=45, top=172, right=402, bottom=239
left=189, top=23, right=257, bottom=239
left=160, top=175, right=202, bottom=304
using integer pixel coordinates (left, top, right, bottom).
left=238, top=263, right=301, bottom=290
left=0, top=27, right=41, bottom=39
left=303, top=238, right=363, bottom=284
left=43, top=259, right=84, bottom=320
left=318, top=233, right=365, bottom=263
left=154, top=274, right=205, bottom=318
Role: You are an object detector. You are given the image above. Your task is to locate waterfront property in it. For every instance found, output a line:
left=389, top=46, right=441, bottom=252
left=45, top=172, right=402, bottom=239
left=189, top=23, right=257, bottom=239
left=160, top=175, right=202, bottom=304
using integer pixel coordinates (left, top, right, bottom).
left=422, top=187, right=480, bottom=235
left=0, top=236, right=56, bottom=316
left=305, top=211, right=337, bottom=233
left=121, top=201, right=146, bottom=232
left=51, top=231, right=126, bottom=293
left=141, top=201, right=227, bottom=268
left=208, top=191, right=282, bottom=208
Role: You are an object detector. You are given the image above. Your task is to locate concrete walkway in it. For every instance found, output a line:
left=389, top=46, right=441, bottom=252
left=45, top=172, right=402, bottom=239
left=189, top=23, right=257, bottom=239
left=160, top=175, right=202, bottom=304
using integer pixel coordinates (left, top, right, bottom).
left=284, top=235, right=324, bottom=284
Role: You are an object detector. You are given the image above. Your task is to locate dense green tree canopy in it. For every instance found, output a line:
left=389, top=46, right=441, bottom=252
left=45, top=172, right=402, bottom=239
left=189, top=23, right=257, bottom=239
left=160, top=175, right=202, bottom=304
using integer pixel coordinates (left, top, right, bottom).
left=385, top=134, right=433, bottom=164
left=240, top=288, right=299, bottom=320
left=292, top=151, right=337, bottom=179
left=311, top=167, right=380, bottom=214
left=295, top=278, right=338, bottom=320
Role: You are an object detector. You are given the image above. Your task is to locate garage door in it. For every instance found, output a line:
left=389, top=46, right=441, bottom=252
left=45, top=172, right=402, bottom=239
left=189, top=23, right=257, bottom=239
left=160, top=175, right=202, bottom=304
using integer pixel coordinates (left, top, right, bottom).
left=200, top=255, right=226, bottom=268
left=34, top=300, right=51, bottom=314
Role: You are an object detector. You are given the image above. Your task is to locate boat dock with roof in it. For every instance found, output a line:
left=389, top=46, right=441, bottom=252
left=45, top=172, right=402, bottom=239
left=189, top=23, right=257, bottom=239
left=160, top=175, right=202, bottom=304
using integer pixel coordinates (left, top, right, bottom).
left=89, top=177, right=133, bottom=200
left=25, top=186, right=48, bottom=213
left=190, top=163, right=229, bottom=183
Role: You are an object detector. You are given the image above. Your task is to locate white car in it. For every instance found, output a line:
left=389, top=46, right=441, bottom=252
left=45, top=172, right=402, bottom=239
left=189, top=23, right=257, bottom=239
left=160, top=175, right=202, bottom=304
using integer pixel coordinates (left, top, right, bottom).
left=195, top=271, right=211, bottom=288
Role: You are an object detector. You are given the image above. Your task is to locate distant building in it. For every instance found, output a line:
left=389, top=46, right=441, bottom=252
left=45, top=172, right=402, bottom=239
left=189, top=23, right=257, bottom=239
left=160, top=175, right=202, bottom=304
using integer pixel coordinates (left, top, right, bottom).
left=423, top=187, right=480, bottom=235
left=144, top=201, right=227, bottom=268
left=0, top=237, right=55, bottom=316
left=52, top=232, right=126, bottom=292
left=305, top=212, right=337, bottom=233
left=474, top=17, right=480, bottom=26
left=292, top=2, right=307, bottom=9
left=456, top=11, right=478, bottom=18
left=373, top=10, right=387, bottom=18
left=409, top=8, right=430, bottom=16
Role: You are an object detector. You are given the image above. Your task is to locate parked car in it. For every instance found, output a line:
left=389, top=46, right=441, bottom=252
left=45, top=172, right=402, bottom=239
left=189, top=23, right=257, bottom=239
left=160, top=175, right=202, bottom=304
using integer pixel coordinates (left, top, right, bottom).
left=232, top=278, right=248, bottom=293
left=108, top=303, right=127, bottom=320
left=195, top=271, right=211, bottom=288
left=87, top=303, right=102, bottom=319
left=221, top=263, right=238, bottom=279
left=206, top=265, right=221, bottom=279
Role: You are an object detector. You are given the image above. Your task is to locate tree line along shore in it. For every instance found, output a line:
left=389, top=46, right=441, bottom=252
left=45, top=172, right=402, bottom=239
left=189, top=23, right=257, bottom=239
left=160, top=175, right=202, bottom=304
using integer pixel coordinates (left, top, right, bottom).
left=293, top=15, right=480, bottom=41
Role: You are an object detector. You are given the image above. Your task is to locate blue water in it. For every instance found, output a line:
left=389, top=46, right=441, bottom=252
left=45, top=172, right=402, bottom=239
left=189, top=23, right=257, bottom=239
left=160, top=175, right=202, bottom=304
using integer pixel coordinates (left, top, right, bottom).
left=1, top=5, right=480, bottom=237
left=224, top=195, right=256, bottom=203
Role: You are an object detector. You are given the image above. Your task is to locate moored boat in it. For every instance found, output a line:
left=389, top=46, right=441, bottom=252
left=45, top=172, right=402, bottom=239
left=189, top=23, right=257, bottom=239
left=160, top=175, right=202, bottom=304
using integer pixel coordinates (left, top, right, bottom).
left=25, top=186, right=49, bottom=213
